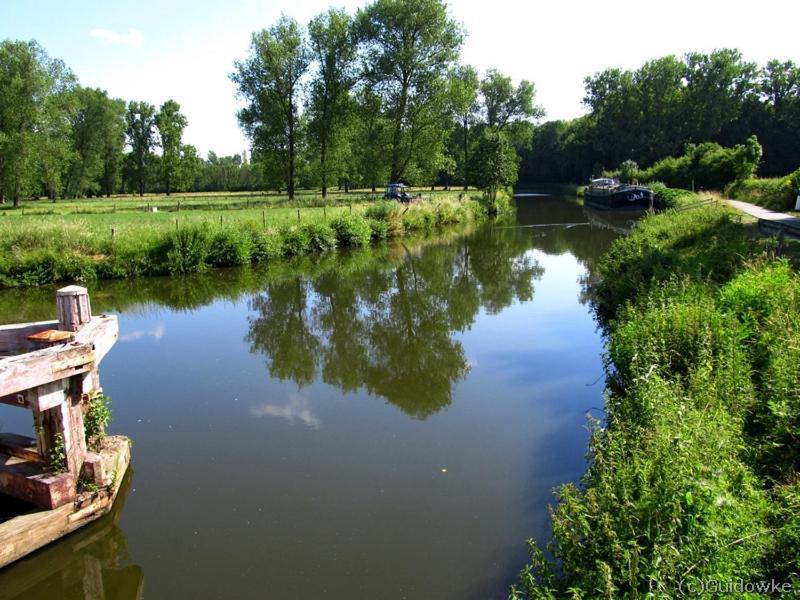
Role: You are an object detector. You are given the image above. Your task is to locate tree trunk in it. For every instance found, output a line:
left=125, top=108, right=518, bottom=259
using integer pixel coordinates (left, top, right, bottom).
left=320, top=139, right=327, bottom=199
left=463, top=116, right=469, bottom=191
left=390, top=79, right=410, bottom=182
left=288, top=121, right=295, bottom=201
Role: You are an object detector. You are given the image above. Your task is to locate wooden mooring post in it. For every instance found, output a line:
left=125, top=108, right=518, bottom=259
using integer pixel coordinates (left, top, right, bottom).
left=0, top=286, right=130, bottom=569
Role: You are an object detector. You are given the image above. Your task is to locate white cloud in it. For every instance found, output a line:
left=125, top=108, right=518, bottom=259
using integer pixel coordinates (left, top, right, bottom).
left=90, top=28, right=144, bottom=49
left=251, top=393, right=321, bottom=429
left=119, top=324, right=165, bottom=343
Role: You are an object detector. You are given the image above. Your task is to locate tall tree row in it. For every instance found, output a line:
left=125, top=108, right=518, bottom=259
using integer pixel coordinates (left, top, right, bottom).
left=0, top=38, right=198, bottom=200
left=521, top=50, right=800, bottom=184
left=232, top=0, right=543, bottom=196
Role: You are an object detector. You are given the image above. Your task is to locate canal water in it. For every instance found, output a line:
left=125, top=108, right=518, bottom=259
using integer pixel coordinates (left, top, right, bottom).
left=0, top=195, right=623, bottom=599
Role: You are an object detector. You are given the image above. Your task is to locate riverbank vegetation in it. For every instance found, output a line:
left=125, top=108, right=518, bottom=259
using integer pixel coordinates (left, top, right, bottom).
left=0, top=190, right=492, bottom=286
left=512, top=205, right=800, bottom=597
left=727, top=170, right=800, bottom=211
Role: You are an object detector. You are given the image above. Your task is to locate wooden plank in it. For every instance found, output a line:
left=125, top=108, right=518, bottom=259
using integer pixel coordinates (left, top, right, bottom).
left=0, top=344, right=94, bottom=398
left=0, top=471, right=136, bottom=599
left=0, top=321, right=58, bottom=355
left=27, top=330, right=75, bottom=344
left=0, top=433, right=40, bottom=463
left=74, top=315, right=118, bottom=365
left=0, top=454, right=75, bottom=509
left=1, top=380, right=68, bottom=412
left=0, top=435, right=131, bottom=569
left=0, top=392, right=31, bottom=410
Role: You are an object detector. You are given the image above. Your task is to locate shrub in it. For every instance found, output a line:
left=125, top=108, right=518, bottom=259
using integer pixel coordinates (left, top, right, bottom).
left=280, top=225, right=311, bottom=256
left=246, top=229, right=282, bottom=263
left=207, top=227, right=251, bottom=267
left=329, top=214, right=371, bottom=247
left=727, top=176, right=795, bottom=211
left=720, top=261, right=800, bottom=480
left=646, top=182, right=699, bottom=209
left=607, top=281, right=752, bottom=418
left=367, top=218, right=390, bottom=241
left=300, top=222, right=337, bottom=253
left=164, top=225, right=210, bottom=274
left=638, top=137, right=763, bottom=191
left=364, top=200, right=400, bottom=222
left=594, top=206, right=756, bottom=320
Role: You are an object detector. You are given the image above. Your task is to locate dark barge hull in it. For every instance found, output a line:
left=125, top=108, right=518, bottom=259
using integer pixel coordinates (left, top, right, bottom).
left=584, top=187, right=653, bottom=210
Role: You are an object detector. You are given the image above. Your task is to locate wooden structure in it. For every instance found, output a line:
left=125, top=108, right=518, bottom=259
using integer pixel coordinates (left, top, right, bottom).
left=0, top=471, right=142, bottom=599
left=0, top=286, right=131, bottom=569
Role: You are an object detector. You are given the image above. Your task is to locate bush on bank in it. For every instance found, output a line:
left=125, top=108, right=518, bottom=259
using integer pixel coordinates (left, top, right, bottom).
left=511, top=205, right=800, bottom=598
left=726, top=168, right=800, bottom=211
left=0, top=199, right=483, bottom=287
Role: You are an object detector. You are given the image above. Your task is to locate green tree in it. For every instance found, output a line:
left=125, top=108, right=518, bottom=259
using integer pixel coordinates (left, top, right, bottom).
left=732, top=135, right=762, bottom=180
left=155, top=99, right=188, bottom=195
left=447, top=65, right=479, bottom=190
left=176, top=144, right=201, bottom=191
left=470, top=129, right=519, bottom=205
left=683, top=49, right=758, bottom=145
left=125, top=101, right=157, bottom=196
left=307, top=8, right=357, bottom=198
left=99, top=97, right=126, bottom=197
left=618, top=159, right=639, bottom=183
left=352, top=88, right=389, bottom=191
left=760, top=59, right=800, bottom=110
left=64, top=87, right=125, bottom=197
left=480, top=69, right=542, bottom=132
left=0, top=40, right=68, bottom=206
left=37, top=67, right=76, bottom=201
left=232, top=16, right=310, bottom=199
left=357, top=0, right=463, bottom=182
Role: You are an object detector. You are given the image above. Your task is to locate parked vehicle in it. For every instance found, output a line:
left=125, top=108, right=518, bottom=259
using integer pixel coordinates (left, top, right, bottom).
left=384, top=183, right=411, bottom=203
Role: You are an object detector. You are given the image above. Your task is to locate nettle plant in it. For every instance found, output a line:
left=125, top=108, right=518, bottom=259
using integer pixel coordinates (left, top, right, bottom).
left=84, top=393, right=112, bottom=451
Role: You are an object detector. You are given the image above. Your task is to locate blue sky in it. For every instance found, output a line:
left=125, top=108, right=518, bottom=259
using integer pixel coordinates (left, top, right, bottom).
left=2, top=0, right=798, bottom=156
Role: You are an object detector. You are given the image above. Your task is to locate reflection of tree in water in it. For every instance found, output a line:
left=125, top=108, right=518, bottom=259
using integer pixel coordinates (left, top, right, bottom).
left=246, top=227, right=543, bottom=418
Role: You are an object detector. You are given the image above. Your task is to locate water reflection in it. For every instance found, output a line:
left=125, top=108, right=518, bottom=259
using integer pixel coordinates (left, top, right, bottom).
left=0, top=472, right=142, bottom=600
left=0, top=195, right=628, bottom=600
left=246, top=227, right=543, bottom=418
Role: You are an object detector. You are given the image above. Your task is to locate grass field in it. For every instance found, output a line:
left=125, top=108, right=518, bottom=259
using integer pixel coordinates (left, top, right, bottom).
left=0, top=188, right=488, bottom=287
left=0, top=187, right=465, bottom=215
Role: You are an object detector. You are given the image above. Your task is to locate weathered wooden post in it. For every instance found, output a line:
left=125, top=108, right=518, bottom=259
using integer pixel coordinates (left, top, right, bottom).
left=57, top=285, right=92, bottom=332
left=32, top=286, right=94, bottom=483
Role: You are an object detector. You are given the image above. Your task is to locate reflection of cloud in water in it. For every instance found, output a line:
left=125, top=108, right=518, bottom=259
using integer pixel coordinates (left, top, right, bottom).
left=251, top=393, right=321, bottom=429
left=119, top=325, right=165, bottom=343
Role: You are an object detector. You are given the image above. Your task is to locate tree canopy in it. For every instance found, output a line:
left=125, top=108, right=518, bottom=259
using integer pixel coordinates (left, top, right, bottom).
left=521, top=50, right=800, bottom=184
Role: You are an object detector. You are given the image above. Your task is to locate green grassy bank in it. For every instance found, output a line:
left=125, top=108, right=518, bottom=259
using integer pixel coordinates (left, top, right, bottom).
left=0, top=189, right=491, bottom=287
left=512, top=205, right=800, bottom=598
